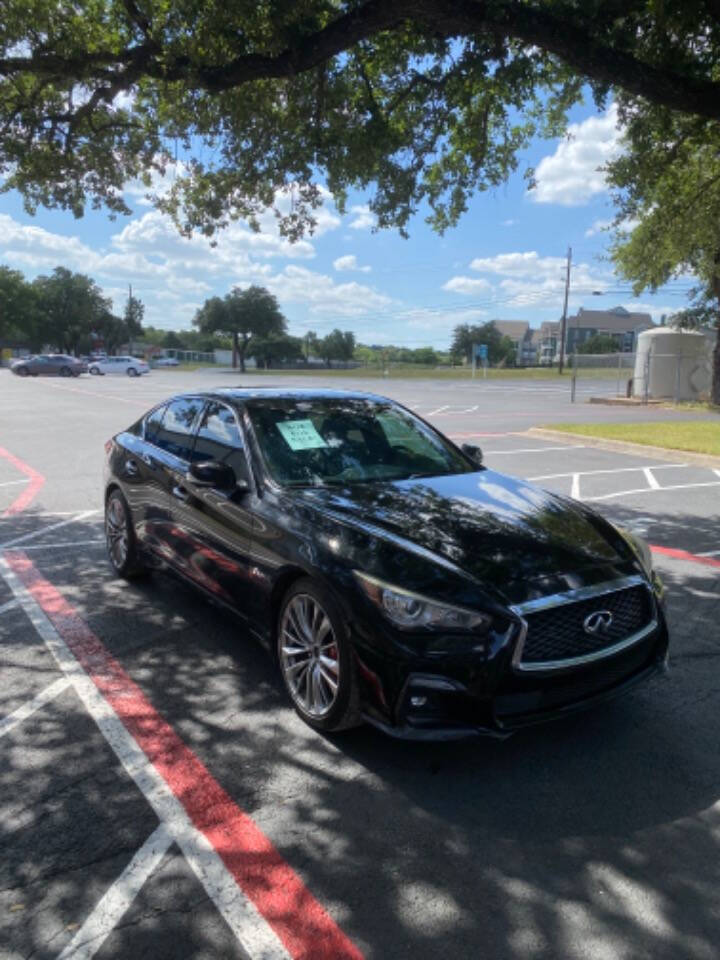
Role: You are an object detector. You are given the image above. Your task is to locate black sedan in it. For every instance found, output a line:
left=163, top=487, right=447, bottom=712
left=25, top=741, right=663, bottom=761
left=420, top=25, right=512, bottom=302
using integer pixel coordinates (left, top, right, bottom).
left=103, top=389, right=669, bottom=739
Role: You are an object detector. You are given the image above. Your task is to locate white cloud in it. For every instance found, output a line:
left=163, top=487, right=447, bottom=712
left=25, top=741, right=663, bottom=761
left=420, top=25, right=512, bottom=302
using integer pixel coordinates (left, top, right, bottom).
left=348, top=204, right=376, bottom=230
left=531, top=104, right=622, bottom=206
left=267, top=265, right=391, bottom=316
left=585, top=218, right=612, bottom=237
left=585, top=216, right=639, bottom=238
left=443, top=251, right=610, bottom=309
left=442, top=276, right=492, bottom=295
left=501, top=219, right=518, bottom=227
left=333, top=254, right=371, bottom=273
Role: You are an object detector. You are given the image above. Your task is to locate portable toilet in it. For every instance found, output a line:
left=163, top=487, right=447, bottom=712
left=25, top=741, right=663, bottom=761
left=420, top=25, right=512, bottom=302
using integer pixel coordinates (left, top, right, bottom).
left=633, top=327, right=715, bottom=400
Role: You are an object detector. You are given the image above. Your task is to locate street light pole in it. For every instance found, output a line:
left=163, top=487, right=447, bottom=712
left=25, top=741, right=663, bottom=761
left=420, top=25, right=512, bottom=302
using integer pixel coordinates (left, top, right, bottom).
left=558, top=246, right=571, bottom=374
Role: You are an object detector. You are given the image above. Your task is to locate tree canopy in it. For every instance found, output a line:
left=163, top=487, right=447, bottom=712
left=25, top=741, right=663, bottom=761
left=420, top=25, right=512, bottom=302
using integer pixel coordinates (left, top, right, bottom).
left=193, top=285, right=286, bottom=370
left=451, top=321, right=517, bottom=365
left=4, top=2, right=720, bottom=239
left=607, top=104, right=720, bottom=404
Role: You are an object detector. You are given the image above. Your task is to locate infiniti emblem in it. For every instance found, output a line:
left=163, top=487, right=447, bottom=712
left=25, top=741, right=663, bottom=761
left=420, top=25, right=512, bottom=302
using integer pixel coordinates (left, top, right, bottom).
left=583, top=610, right=613, bottom=635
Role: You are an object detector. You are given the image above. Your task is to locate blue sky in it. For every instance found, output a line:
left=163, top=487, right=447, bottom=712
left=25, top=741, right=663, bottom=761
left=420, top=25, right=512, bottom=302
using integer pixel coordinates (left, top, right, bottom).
left=0, top=99, right=694, bottom=348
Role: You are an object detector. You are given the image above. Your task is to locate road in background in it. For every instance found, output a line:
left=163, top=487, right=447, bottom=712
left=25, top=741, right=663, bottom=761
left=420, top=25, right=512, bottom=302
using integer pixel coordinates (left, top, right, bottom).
left=1, top=368, right=719, bottom=960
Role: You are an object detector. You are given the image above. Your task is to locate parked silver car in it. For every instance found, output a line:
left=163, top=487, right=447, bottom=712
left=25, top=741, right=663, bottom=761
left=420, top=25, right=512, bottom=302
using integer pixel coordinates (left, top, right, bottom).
left=11, top=354, right=86, bottom=377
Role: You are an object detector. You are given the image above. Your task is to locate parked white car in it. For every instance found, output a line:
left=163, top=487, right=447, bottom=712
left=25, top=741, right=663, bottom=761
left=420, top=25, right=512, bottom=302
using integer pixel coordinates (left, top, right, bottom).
left=88, top=356, right=150, bottom=377
left=153, top=356, right=180, bottom=367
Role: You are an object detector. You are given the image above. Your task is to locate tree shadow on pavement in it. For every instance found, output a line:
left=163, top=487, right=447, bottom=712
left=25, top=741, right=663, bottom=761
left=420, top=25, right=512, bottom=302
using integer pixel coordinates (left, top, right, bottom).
left=2, top=506, right=720, bottom=959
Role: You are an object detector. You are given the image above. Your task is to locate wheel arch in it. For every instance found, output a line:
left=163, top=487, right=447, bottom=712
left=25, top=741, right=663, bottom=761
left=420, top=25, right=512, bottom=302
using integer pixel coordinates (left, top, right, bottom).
left=268, top=566, right=313, bottom=658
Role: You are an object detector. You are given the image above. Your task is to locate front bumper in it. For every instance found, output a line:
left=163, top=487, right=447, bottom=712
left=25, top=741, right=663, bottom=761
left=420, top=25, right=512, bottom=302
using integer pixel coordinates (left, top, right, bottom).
left=355, top=581, right=670, bottom=741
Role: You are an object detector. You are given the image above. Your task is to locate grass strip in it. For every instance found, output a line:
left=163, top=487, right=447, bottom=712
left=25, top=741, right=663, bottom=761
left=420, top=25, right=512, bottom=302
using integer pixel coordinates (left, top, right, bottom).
left=547, top=421, right=720, bottom=456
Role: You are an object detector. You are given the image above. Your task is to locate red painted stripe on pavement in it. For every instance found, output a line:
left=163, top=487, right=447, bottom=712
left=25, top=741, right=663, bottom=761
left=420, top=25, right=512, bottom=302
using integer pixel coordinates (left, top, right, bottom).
left=0, top=446, right=45, bottom=517
left=5, top=550, right=363, bottom=960
left=650, top=545, right=720, bottom=570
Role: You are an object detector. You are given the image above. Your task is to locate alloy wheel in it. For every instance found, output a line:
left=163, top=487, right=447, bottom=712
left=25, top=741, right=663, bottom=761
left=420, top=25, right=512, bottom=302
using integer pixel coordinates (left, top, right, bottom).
left=279, top=594, right=340, bottom=718
left=105, top=496, right=129, bottom=570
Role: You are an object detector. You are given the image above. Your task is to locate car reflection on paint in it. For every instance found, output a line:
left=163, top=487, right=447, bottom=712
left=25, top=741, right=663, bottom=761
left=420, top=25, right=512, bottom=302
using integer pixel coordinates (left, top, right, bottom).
left=103, top=389, right=669, bottom=740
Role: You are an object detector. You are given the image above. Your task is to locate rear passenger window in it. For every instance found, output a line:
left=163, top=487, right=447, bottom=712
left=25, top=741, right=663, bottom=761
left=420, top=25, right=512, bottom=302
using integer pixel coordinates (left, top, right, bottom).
left=193, top=403, right=247, bottom=480
left=145, top=405, right=167, bottom=445
left=155, top=397, right=204, bottom=460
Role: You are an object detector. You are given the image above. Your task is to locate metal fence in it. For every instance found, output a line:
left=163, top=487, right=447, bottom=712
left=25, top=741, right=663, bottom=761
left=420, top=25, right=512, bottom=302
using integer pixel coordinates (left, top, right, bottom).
left=163, top=348, right=216, bottom=364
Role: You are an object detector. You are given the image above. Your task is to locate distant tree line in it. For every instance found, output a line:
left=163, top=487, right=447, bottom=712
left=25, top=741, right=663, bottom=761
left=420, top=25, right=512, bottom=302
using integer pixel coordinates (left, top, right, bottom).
left=2, top=266, right=525, bottom=370
left=0, top=265, right=143, bottom=354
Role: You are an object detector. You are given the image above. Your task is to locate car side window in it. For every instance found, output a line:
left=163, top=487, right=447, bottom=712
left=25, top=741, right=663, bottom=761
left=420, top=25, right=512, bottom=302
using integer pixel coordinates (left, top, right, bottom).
left=193, top=402, right=248, bottom=480
left=154, top=397, right=204, bottom=461
left=144, top=405, right=167, bottom=445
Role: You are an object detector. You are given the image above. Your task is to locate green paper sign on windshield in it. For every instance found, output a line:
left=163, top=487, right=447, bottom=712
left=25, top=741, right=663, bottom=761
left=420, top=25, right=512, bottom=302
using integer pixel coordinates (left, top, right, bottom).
left=277, top=419, right=328, bottom=451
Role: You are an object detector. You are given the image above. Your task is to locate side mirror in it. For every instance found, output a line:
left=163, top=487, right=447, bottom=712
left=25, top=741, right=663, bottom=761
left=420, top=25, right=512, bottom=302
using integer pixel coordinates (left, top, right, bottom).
left=188, top=460, right=237, bottom=490
left=461, top=443, right=484, bottom=468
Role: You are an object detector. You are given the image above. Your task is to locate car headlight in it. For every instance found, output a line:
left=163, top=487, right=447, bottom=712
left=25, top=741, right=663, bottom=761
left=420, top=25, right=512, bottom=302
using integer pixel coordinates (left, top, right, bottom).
left=354, top=572, right=492, bottom=632
left=619, top=528, right=653, bottom=576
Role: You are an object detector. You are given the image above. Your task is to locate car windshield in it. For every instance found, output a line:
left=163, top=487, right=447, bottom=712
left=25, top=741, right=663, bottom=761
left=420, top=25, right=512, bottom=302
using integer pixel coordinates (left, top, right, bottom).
left=245, top=397, right=473, bottom=487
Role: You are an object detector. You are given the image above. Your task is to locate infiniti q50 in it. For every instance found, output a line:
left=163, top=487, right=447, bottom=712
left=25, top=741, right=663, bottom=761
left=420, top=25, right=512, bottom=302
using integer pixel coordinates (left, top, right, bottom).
left=103, top=389, right=668, bottom=739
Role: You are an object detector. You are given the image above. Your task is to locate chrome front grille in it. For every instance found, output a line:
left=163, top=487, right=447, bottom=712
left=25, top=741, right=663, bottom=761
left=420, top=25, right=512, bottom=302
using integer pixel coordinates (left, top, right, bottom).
left=512, top=576, right=657, bottom=672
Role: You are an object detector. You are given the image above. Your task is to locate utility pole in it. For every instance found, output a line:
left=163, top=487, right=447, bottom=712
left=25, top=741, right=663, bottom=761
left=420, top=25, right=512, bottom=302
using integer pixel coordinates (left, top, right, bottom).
left=128, top=283, right=133, bottom=358
left=558, top=246, right=571, bottom=375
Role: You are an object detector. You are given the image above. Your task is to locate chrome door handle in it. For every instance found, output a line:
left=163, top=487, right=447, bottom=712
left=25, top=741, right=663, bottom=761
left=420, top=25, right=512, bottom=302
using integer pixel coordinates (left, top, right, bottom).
left=124, top=459, right=139, bottom=477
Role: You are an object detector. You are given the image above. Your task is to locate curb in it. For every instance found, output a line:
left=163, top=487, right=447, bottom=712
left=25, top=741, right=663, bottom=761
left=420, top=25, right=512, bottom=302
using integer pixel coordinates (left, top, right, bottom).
left=526, top=427, right=720, bottom=468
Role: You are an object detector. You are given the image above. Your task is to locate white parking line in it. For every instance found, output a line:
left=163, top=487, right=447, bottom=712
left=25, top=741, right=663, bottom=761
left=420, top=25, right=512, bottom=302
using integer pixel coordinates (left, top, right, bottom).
left=585, top=480, right=720, bottom=502
left=21, top=539, right=104, bottom=552
left=0, top=677, right=70, bottom=739
left=486, top=445, right=586, bottom=455
left=0, top=510, right=99, bottom=551
left=0, top=557, right=295, bottom=960
left=57, top=823, right=174, bottom=960
left=643, top=467, right=660, bottom=490
left=0, top=598, right=19, bottom=615
left=571, top=474, right=581, bottom=499
left=697, top=550, right=720, bottom=557
left=426, top=405, right=449, bottom=416
left=0, top=479, right=29, bottom=488
left=528, top=464, right=688, bottom=481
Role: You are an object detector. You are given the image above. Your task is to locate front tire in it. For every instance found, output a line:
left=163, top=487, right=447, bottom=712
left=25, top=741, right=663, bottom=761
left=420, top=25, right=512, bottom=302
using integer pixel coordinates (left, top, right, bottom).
left=277, top=578, right=361, bottom=733
left=127, top=367, right=138, bottom=377
left=105, top=490, right=148, bottom=580
left=16, top=366, right=29, bottom=377
left=89, top=366, right=100, bottom=375
left=60, top=366, right=71, bottom=377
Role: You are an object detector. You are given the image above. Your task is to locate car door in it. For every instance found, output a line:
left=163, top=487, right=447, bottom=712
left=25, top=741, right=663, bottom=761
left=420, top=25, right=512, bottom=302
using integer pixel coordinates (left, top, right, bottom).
left=165, top=399, right=256, bottom=615
left=142, top=395, right=210, bottom=575
left=117, top=403, right=177, bottom=550
left=32, top=356, right=52, bottom=375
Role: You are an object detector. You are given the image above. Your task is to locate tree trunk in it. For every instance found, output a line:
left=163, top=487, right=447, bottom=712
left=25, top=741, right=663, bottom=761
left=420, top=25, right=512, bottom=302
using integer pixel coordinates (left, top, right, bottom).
left=232, top=331, right=238, bottom=369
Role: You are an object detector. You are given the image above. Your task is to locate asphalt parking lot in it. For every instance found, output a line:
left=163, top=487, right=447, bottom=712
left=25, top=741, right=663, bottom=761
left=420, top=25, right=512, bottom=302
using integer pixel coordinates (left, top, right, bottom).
left=1, top=368, right=719, bottom=960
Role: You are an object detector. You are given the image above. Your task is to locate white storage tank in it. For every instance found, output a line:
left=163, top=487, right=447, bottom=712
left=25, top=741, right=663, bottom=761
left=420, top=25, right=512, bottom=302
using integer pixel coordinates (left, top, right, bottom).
left=633, top=327, right=715, bottom=400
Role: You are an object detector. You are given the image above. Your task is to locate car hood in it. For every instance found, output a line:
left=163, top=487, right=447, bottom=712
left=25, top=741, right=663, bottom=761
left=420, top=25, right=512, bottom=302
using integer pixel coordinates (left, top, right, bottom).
left=295, top=469, right=631, bottom=600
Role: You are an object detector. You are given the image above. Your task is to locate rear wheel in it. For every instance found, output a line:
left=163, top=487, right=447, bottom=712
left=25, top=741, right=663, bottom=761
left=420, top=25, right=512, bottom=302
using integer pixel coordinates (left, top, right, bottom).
left=60, top=366, right=71, bottom=377
left=89, top=365, right=100, bottom=375
left=16, top=366, right=29, bottom=377
left=105, top=490, right=148, bottom=579
left=127, top=367, right=138, bottom=377
left=277, top=578, right=361, bottom=733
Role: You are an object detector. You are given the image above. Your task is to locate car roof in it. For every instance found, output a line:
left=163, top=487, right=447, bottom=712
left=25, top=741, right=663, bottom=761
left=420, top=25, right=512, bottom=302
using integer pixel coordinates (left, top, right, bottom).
left=158, top=387, right=394, bottom=407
